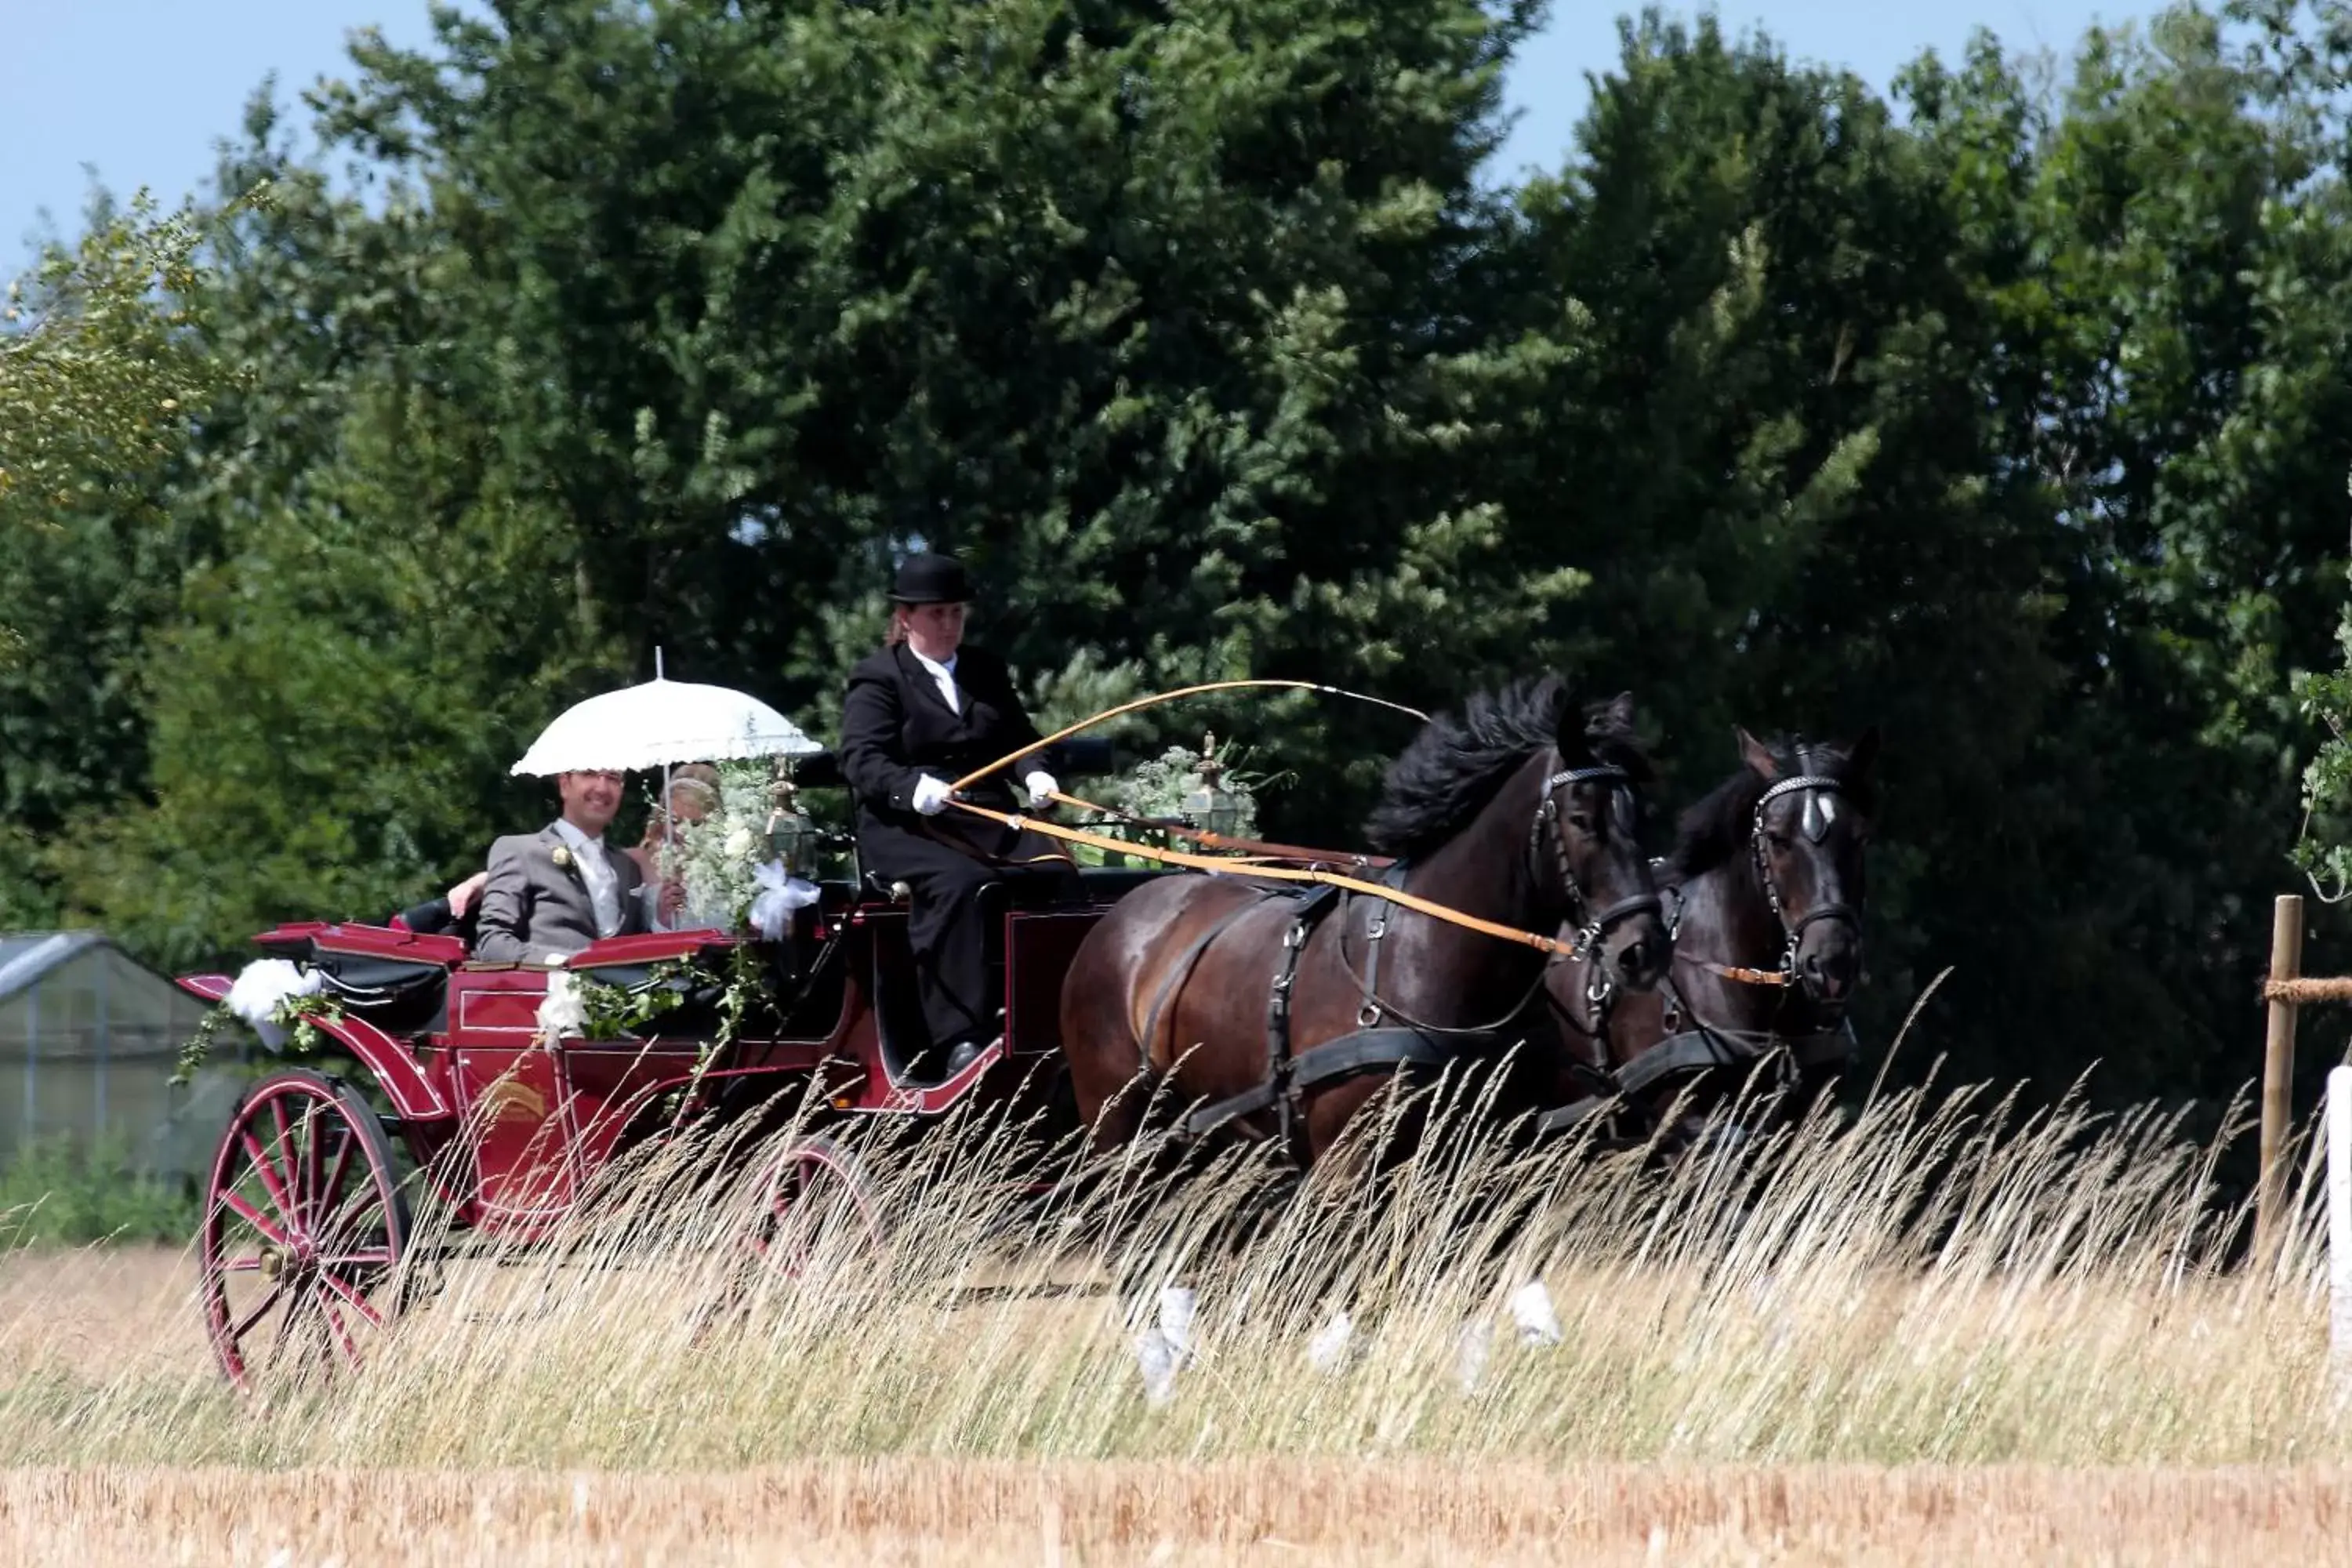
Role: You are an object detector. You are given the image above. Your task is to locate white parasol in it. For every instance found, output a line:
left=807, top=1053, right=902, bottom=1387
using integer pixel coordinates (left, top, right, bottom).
left=510, top=662, right=822, bottom=776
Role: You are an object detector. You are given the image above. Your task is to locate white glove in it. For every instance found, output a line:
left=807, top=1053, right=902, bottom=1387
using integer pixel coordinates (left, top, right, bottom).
left=542, top=952, right=568, bottom=968
left=911, top=775, right=955, bottom=816
left=1023, top=770, right=1059, bottom=805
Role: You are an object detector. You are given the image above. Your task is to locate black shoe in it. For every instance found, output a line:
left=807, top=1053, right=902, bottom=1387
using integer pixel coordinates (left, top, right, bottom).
left=941, top=1038, right=991, bottom=1077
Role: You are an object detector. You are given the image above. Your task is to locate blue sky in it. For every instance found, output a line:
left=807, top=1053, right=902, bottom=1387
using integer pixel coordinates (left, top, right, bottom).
left=2, top=0, right=2174, bottom=261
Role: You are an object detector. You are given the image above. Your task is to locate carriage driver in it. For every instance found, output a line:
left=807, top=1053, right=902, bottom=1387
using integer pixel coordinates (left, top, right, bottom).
left=838, top=551, right=1079, bottom=1080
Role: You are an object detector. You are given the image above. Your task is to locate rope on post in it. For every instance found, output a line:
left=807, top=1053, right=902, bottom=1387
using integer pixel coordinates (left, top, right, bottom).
left=2263, top=975, right=2352, bottom=1004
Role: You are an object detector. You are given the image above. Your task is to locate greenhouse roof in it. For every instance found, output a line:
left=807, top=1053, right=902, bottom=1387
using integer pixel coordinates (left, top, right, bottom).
left=0, top=931, right=114, bottom=1000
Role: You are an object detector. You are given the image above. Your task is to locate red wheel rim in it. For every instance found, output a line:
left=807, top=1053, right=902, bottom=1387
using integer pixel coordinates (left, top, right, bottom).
left=746, top=1138, right=884, bottom=1284
left=199, top=1072, right=407, bottom=1394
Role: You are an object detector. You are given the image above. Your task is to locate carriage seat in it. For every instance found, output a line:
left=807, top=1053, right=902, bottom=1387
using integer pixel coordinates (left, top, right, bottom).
left=307, top=952, right=452, bottom=1035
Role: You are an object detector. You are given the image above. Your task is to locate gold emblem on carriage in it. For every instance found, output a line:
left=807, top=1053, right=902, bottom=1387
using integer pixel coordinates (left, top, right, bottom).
left=477, top=1077, right=550, bottom=1127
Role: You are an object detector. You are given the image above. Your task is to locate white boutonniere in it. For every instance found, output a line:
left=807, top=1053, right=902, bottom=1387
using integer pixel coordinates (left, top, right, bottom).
left=550, top=844, right=575, bottom=872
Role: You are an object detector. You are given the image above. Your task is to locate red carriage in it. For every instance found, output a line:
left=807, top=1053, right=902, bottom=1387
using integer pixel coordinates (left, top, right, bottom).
left=172, top=739, right=1171, bottom=1392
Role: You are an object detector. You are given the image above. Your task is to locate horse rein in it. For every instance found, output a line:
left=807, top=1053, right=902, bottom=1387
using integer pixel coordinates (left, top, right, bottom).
left=1336, top=759, right=1661, bottom=1036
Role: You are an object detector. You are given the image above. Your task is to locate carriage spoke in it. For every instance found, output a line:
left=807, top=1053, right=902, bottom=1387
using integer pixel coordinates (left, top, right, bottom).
left=220, top=1254, right=267, bottom=1273
left=315, top=1267, right=387, bottom=1329
left=316, top=1286, right=362, bottom=1364
left=238, top=1129, right=297, bottom=1222
left=294, top=1102, right=328, bottom=1230
left=227, top=1281, right=289, bottom=1345
left=320, top=1248, right=396, bottom=1269
left=268, top=1096, right=299, bottom=1214
left=310, top=1183, right=387, bottom=1263
left=220, top=1191, right=296, bottom=1251
left=318, top=1123, right=358, bottom=1222
left=266, top=1286, right=305, bottom=1366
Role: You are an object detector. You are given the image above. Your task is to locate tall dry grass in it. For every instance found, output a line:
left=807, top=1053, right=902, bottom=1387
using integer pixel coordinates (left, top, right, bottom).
left=0, top=1061, right=2338, bottom=1476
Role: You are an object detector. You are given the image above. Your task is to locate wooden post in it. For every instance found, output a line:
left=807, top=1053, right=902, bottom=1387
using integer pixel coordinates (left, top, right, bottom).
left=2259, top=893, right=2307, bottom=1272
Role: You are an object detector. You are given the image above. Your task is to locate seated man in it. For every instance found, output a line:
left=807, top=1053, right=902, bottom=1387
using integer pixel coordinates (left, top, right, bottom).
left=474, top=768, right=648, bottom=964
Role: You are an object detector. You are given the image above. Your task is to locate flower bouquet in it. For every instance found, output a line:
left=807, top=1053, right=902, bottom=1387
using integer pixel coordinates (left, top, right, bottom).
left=1073, top=732, right=1276, bottom=865
left=659, top=759, right=820, bottom=936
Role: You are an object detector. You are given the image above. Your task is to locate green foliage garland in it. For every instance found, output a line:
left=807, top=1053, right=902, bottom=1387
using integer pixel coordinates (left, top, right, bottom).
left=169, top=1004, right=233, bottom=1089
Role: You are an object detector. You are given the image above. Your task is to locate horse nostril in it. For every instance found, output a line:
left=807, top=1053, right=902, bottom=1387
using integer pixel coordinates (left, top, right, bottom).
left=1803, top=951, right=1852, bottom=997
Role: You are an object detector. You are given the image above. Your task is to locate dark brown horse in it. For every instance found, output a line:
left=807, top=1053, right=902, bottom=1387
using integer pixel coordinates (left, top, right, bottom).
left=1062, top=679, right=1672, bottom=1167
left=1550, top=728, right=1878, bottom=1142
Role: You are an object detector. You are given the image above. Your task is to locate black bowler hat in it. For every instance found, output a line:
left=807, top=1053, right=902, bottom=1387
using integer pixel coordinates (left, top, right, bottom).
left=888, top=550, right=971, bottom=605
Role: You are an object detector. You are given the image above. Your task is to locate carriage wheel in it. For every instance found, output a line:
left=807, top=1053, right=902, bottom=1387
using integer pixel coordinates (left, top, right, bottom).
left=199, top=1067, right=411, bottom=1395
left=742, top=1134, right=887, bottom=1287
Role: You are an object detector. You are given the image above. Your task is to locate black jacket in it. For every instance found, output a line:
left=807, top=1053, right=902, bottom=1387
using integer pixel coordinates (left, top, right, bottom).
left=839, top=643, right=1044, bottom=830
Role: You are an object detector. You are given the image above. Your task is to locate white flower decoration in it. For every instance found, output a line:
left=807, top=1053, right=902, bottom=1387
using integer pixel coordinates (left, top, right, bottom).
left=550, top=844, right=575, bottom=871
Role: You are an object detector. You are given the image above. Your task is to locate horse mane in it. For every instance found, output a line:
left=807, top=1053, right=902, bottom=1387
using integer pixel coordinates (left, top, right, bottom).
left=1363, top=676, right=1651, bottom=858
left=1670, top=734, right=1878, bottom=877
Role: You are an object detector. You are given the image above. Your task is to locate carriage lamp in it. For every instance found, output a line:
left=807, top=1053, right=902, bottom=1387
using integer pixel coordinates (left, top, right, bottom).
left=1181, top=731, right=1243, bottom=840
left=766, top=767, right=819, bottom=877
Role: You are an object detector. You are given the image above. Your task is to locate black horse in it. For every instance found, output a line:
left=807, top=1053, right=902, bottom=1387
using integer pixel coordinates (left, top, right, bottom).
left=1064, top=679, right=1672, bottom=1168
left=1549, top=727, right=1879, bottom=1143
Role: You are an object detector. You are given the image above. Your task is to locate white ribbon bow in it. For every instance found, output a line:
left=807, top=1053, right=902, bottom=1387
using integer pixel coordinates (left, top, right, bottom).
left=747, top=858, right=821, bottom=940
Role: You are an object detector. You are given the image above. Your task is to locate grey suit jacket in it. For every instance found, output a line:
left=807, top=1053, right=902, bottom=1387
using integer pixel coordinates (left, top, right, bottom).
left=473, top=823, right=647, bottom=964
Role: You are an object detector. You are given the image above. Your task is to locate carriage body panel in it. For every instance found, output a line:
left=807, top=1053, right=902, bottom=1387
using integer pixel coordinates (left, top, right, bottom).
left=181, top=877, right=1161, bottom=1244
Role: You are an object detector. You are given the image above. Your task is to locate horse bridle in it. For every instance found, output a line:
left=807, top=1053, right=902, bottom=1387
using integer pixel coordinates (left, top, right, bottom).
left=1340, top=760, right=1662, bottom=1036
left=1533, top=764, right=1662, bottom=1009
left=1750, top=770, right=1860, bottom=989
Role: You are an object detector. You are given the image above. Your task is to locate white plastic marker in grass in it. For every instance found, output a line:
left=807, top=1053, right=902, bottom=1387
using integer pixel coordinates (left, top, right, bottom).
left=2331, top=1065, right=2352, bottom=1385
left=1306, top=1308, right=1354, bottom=1374
left=1134, top=1329, right=1179, bottom=1408
left=1455, top=1319, right=1493, bottom=1393
left=1509, top=1280, right=1563, bottom=1347
left=1156, top=1286, right=1198, bottom=1367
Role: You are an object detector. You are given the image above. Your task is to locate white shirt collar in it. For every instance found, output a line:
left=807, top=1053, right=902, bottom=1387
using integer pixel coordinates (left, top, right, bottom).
left=550, top=817, right=622, bottom=936
left=909, top=646, right=960, bottom=713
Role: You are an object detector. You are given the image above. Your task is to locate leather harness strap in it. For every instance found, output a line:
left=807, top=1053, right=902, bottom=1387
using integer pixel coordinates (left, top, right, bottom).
left=1534, top=1022, right=1857, bottom=1136
left=1178, top=884, right=1496, bottom=1159
left=1353, top=860, right=1410, bottom=1027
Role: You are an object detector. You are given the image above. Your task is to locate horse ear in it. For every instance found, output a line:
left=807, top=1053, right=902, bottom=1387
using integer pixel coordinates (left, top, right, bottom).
left=1598, top=691, right=1636, bottom=732
left=1735, top=727, right=1779, bottom=781
left=1844, top=724, right=1882, bottom=781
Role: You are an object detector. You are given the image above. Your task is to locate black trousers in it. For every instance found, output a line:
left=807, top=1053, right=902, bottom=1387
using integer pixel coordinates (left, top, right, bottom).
left=858, top=814, right=1078, bottom=1049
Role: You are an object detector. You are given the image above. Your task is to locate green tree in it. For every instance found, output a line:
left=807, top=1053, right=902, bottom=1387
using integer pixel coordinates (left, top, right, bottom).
left=1501, top=7, right=2352, bottom=1105
left=0, top=192, right=250, bottom=921
left=0, top=193, right=224, bottom=536
left=312, top=0, right=1573, bottom=815
left=50, top=109, right=600, bottom=967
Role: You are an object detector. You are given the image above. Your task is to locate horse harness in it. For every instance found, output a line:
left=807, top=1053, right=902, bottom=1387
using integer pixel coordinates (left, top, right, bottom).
left=1537, top=765, right=1864, bottom=1136
left=1151, top=763, right=1657, bottom=1165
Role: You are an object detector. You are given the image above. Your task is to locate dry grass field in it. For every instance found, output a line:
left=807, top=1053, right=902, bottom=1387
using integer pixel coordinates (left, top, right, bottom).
left=3, top=1073, right=2347, bottom=1563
